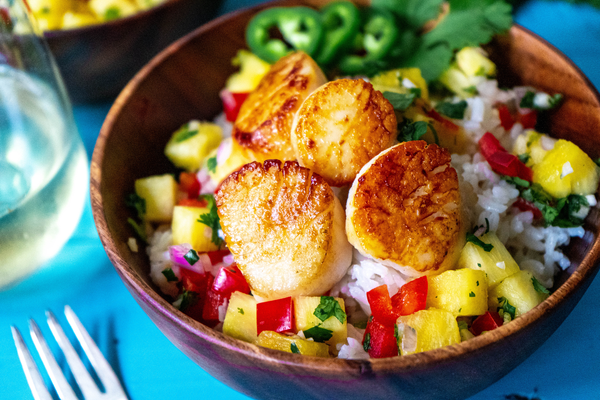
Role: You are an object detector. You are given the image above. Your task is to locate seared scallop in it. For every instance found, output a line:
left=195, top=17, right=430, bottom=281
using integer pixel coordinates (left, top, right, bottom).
left=232, top=52, right=327, bottom=163
left=291, top=78, right=397, bottom=187
left=346, top=141, right=465, bottom=277
left=215, top=160, right=352, bottom=300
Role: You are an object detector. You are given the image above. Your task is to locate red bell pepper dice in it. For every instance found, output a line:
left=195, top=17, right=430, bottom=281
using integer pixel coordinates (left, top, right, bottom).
left=391, top=276, right=428, bottom=316
left=366, top=285, right=397, bottom=325
left=207, top=250, right=232, bottom=265
left=179, top=172, right=201, bottom=199
left=220, top=89, right=249, bottom=122
left=177, top=198, right=209, bottom=207
left=519, top=110, right=538, bottom=129
left=179, top=269, right=210, bottom=321
left=478, top=132, right=506, bottom=160
left=497, top=104, right=515, bottom=131
left=212, top=264, right=251, bottom=297
left=513, top=197, right=543, bottom=220
left=256, top=297, right=294, bottom=335
left=469, top=311, right=504, bottom=336
left=202, top=285, right=228, bottom=327
left=363, top=317, right=399, bottom=358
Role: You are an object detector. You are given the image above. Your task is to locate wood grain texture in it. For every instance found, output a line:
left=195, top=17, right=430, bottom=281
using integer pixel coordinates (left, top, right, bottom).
left=90, top=1, right=600, bottom=399
left=45, top=0, right=221, bottom=103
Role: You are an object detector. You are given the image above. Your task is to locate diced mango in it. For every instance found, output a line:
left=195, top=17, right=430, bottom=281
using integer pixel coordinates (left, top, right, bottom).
left=397, top=308, right=460, bottom=355
left=223, top=292, right=258, bottom=344
left=457, top=232, right=520, bottom=288
left=371, top=68, right=429, bottom=101
left=134, top=174, right=177, bottom=222
left=164, top=121, right=223, bottom=172
left=256, top=331, right=330, bottom=357
left=532, top=139, right=600, bottom=198
left=294, top=296, right=347, bottom=354
left=488, top=270, right=548, bottom=318
left=427, top=268, right=488, bottom=316
left=206, top=138, right=253, bottom=184
left=171, top=205, right=220, bottom=252
left=225, top=50, right=272, bottom=93
left=512, top=130, right=554, bottom=166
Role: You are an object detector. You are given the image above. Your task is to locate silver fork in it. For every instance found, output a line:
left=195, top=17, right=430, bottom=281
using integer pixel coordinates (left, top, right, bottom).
left=11, top=305, right=128, bottom=400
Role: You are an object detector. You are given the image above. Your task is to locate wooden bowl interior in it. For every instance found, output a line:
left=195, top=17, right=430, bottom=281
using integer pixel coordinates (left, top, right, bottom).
left=91, top=2, right=600, bottom=399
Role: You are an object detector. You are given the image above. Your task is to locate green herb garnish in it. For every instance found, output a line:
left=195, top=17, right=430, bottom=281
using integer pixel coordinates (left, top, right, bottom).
left=531, top=277, right=550, bottom=295
left=469, top=291, right=476, bottom=298
left=466, top=232, right=493, bottom=252
left=520, top=91, right=536, bottom=109
left=303, top=326, right=334, bottom=343
left=517, top=153, right=531, bottom=164
left=207, top=156, right=217, bottom=174
left=291, top=343, right=301, bottom=354
left=435, top=100, right=468, bottom=119
left=162, top=268, right=178, bottom=282
left=498, top=296, right=516, bottom=320
left=314, top=296, right=347, bottom=324
left=238, top=308, right=245, bottom=315
left=125, top=193, right=146, bottom=218
left=172, top=123, right=199, bottom=143
left=503, top=175, right=530, bottom=188
left=363, top=332, right=371, bottom=352
left=197, top=195, right=223, bottom=246
left=399, top=120, right=428, bottom=142
left=178, top=290, right=198, bottom=312
left=384, top=89, right=421, bottom=111
left=184, top=249, right=200, bottom=266
left=127, top=218, right=147, bottom=243
left=104, top=7, right=121, bottom=21
left=457, top=321, right=469, bottom=330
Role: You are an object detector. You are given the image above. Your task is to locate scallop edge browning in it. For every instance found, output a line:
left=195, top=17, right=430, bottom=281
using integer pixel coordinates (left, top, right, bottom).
left=346, top=141, right=466, bottom=277
left=291, top=78, right=397, bottom=187
left=215, top=160, right=352, bottom=300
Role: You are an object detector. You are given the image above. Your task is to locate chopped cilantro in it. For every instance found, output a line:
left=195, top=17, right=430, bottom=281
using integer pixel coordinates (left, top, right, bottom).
left=184, top=249, right=200, bottom=266
left=476, top=281, right=480, bottom=286
left=207, top=156, right=217, bottom=174
left=238, top=308, right=245, bottom=315
left=531, top=277, right=550, bottom=295
left=104, top=7, right=121, bottom=21
left=304, top=326, right=333, bottom=343
left=435, top=100, right=468, bottom=119
left=197, top=195, right=223, bottom=246
left=547, top=94, right=563, bottom=109
left=520, top=91, right=536, bottom=109
left=384, top=89, right=421, bottom=111
left=458, top=308, right=462, bottom=312
left=363, top=332, right=371, bottom=352
left=290, top=342, right=301, bottom=354
left=125, top=193, right=146, bottom=218
left=477, top=263, right=482, bottom=268
left=178, top=290, right=198, bottom=312
left=314, top=296, right=347, bottom=324
left=162, top=268, right=178, bottom=282
left=399, top=119, right=428, bottom=142
left=498, top=297, right=516, bottom=319
left=127, top=218, right=147, bottom=243
left=469, top=291, right=476, bottom=297
left=173, top=125, right=199, bottom=143
left=466, top=232, right=493, bottom=252
left=457, top=320, right=469, bottom=330
left=503, top=175, right=530, bottom=188
left=463, top=86, right=478, bottom=96
left=517, top=153, right=531, bottom=164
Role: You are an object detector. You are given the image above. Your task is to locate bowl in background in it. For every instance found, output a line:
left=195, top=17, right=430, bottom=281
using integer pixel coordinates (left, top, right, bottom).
left=43, top=0, right=221, bottom=103
left=90, top=1, right=600, bottom=399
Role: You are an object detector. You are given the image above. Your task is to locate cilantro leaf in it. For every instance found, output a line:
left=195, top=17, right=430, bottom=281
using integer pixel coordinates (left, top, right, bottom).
left=184, top=249, right=200, bottom=266
left=104, top=7, right=121, bottom=21
left=314, top=296, right=347, bottom=324
left=173, top=124, right=199, bottom=143
left=303, top=326, right=333, bottom=342
left=469, top=291, right=476, bottom=297
left=197, top=195, right=223, bottom=246
left=498, top=296, right=516, bottom=319
left=520, top=91, right=536, bottom=109
left=238, top=308, right=245, bottom=315
left=466, top=232, right=493, bottom=252
left=178, top=290, right=198, bottom=312
left=435, top=100, right=468, bottom=119
left=127, top=218, right=147, bottom=243
left=207, top=156, right=217, bottom=174
left=399, top=120, right=429, bottom=142
left=373, top=0, right=445, bottom=30
left=125, top=193, right=146, bottom=218
left=363, top=332, right=371, bottom=352
left=503, top=175, right=530, bottom=188
left=517, top=153, right=531, bottom=164
left=162, top=268, right=178, bottom=282
left=290, top=343, right=301, bottom=354
left=384, top=89, right=421, bottom=111
left=531, top=277, right=550, bottom=295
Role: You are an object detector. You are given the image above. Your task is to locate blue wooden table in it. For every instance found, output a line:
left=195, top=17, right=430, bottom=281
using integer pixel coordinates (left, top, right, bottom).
left=2, top=1, right=600, bottom=399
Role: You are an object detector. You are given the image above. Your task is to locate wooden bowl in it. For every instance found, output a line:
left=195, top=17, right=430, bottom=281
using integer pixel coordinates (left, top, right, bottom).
left=91, top=1, right=600, bottom=399
left=44, top=0, right=221, bottom=103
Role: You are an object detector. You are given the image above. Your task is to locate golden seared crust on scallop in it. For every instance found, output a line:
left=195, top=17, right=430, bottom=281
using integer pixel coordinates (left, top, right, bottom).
left=291, top=79, right=397, bottom=187
left=232, top=52, right=327, bottom=163
left=346, top=141, right=465, bottom=277
left=215, top=160, right=352, bottom=300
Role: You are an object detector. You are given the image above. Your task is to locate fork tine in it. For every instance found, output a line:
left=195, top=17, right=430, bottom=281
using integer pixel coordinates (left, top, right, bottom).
left=29, top=319, right=79, bottom=400
left=46, top=309, right=103, bottom=400
left=11, top=326, right=54, bottom=400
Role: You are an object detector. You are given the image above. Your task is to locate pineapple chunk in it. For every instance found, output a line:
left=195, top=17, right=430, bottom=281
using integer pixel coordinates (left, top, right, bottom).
left=225, top=50, right=272, bottom=93
left=29, top=0, right=73, bottom=29
left=134, top=174, right=177, bottom=222
left=223, top=292, right=258, bottom=344
left=427, top=268, right=488, bottom=316
left=532, top=139, right=600, bottom=198
left=294, top=296, right=347, bottom=354
left=164, top=121, right=223, bottom=172
left=457, top=232, right=520, bottom=288
left=455, top=47, right=496, bottom=78
left=512, top=130, right=554, bottom=166
left=171, top=205, right=220, bottom=252
left=397, top=308, right=460, bottom=355
left=256, top=331, right=330, bottom=357
left=206, top=138, right=253, bottom=185
left=488, top=270, right=549, bottom=318
left=88, top=0, right=139, bottom=21
left=371, top=68, right=429, bottom=101
left=61, top=11, right=99, bottom=29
